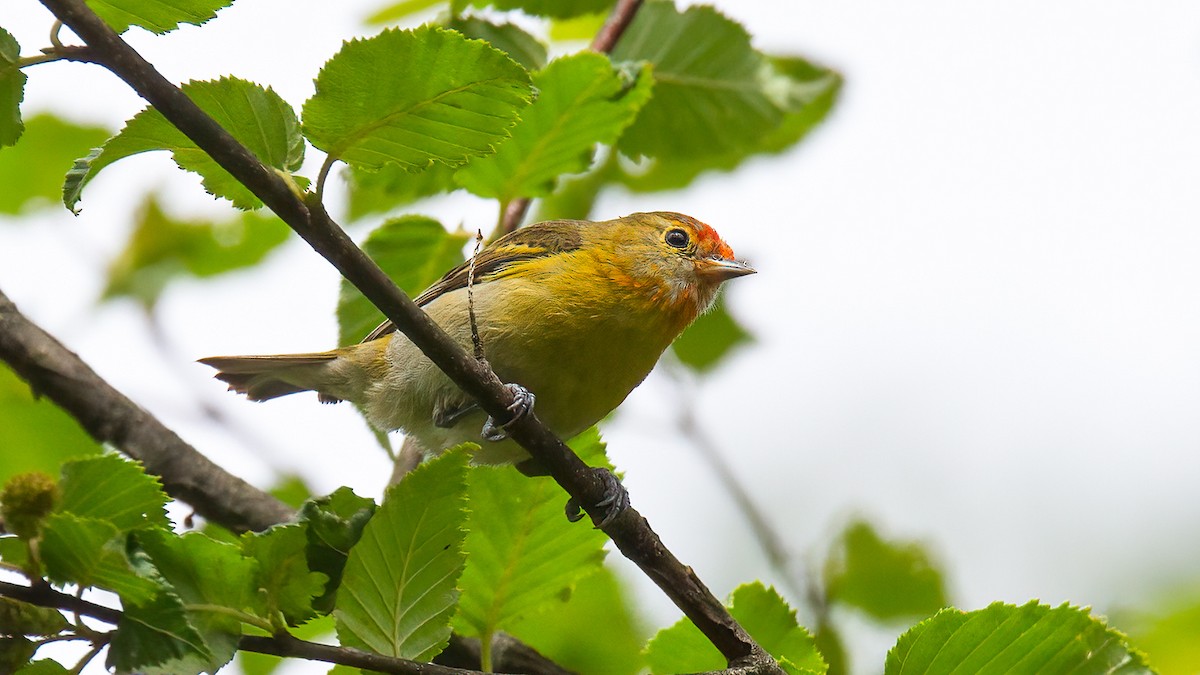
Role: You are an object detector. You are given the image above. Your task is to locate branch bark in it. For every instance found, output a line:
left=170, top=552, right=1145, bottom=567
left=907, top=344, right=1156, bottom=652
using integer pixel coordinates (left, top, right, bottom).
left=31, top=0, right=776, bottom=669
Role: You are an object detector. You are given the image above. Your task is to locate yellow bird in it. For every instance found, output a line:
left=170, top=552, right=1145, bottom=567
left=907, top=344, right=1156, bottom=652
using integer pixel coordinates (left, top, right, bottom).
left=201, top=212, right=754, bottom=473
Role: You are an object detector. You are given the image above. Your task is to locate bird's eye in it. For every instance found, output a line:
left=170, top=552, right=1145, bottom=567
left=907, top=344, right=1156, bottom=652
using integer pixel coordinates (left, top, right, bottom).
left=665, top=228, right=690, bottom=249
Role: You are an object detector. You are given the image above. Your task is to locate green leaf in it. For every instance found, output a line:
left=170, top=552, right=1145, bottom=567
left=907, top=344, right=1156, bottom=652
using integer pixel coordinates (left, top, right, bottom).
left=611, top=2, right=782, bottom=160
left=886, top=601, right=1152, bottom=675
left=456, top=53, right=652, bottom=201
left=0, top=536, right=30, bottom=570
left=446, top=15, right=547, bottom=72
left=531, top=151, right=616, bottom=222
left=0, top=27, right=25, bottom=148
left=237, top=614, right=334, bottom=675
left=0, top=598, right=70, bottom=636
left=108, top=571, right=215, bottom=675
left=344, top=161, right=457, bottom=221
left=302, top=26, right=532, bottom=172
left=0, top=365, right=102, bottom=487
left=15, top=660, right=71, bottom=675
left=453, top=432, right=609, bottom=642
left=298, top=487, right=377, bottom=614
left=335, top=448, right=470, bottom=661
left=39, top=514, right=160, bottom=604
left=549, top=12, right=608, bottom=41
left=0, top=637, right=36, bottom=674
left=824, top=519, right=948, bottom=623
left=365, top=0, right=445, bottom=25
left=1119, top=590, right=1200, bottom=675
left=102, top=195, right=291, bottom=306
left=466, top=0, right=615, bottom=19
left=65, top=77, right=304, bottom=212
left=241, top=524, right=328, bottom=626
left=58, top=454, right=169, bottom=532
left=645, top=582, right=826, bottom=675
left=670, top=295, right=753, bottom=372
left=337, top=215, right=468, bottom=345
left=86, top=0, right=234, bottom=35
left=0, top=114, right=109, bottom=215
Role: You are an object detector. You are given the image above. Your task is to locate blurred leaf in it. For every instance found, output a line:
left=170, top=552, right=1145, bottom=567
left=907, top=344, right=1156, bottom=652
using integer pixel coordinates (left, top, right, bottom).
left=108, top=566, right=216, bottom=675
left=646, top=582, right=826, bottom=675
left=1119, top=590, right=1200, bottom=675
left=268, top=474, right=314, bottom=509
left=344, top=159, right=457, bottom=221
left=335, top=448, right=469, bottom=661
left=337, top=215, right=468, bottom=345
left=103, top=195, right=290, bottom=306
left=886, top=601, right=1152, bottom=674
left=298, top=487, right=377, bottom=614
left=0, top=637, right=36, bottom=674
left=58, top=454, right=169, bottom=532
left=466, top=0, right=614, bottom=19
left=549, top=12, right=607, bottom=41
left=86, top=0, right=234, bottom=35
left=14, top=660, right=70, bottom=675
left=671, top=295, right=753, bottom=372
left=0, top=597, right=69, bottom=636
left=0, top=365, right=102, bottom=487
left=0, top=28, right=24, bottom=148
left=611, top=3, right=782, bottom=160
left=65, top=77, right=304, bottom=212
left=0, top=536, right=30, bottom=570
left=39, top=514, right=160, bottom=603
left=813, top=618, right=848, bottom=675
left=508, top=565, right=646, bottom=675
left=824, top=519, right=948, bottom=623
left=241, top=524, right=328, bottom=626
left=365, top=0, right=445, bottom=25
left=0, top=114, right=109, bottom=214
left=456, top=53, right=652, bottom=202
left=446, top=15, right=547, bottom=71
left=530, top=152, right=614, bottom=222
left=453, top=432, right=609, bottom=642
left=302, top=26, right=532, bottom=172
left=1, top=471, right=58, bottom=540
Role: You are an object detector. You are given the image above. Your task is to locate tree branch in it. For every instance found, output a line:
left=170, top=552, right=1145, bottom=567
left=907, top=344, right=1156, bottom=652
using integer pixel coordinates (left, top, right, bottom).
left=33, top=0, right=774, bottom=668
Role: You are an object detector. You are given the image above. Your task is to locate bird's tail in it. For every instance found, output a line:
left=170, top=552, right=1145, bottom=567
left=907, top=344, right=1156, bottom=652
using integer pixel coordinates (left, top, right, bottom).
left=198, top=352, right=344, bottom=403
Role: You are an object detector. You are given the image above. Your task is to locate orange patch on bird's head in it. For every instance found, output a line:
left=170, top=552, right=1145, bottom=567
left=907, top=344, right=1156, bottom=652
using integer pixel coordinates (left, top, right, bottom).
left=664, top=213, right=736, bottom=261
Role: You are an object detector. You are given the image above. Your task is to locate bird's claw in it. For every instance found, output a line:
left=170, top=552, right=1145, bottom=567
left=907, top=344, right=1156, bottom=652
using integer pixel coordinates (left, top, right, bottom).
left=480, top=383, right=535, bottom=442
left=565, top=468, right=629, bottom=527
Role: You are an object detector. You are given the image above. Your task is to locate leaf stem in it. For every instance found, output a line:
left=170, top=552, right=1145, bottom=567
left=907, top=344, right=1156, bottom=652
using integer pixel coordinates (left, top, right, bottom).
left=314, top=153, right=338, bottom=204
left=184, top=603, right=275, bottom=632
left=50, top=20, right=65, bottom=50
left=479, top=631, right=493, bottom=673
left=17, top=53, right=64, bottom=68
left=70, top=639, right=106, bottom=675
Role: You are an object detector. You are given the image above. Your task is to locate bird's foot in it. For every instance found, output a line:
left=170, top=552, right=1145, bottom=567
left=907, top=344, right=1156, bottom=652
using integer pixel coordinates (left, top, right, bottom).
left=566, top=468, right=629, bottom=527
left=480, top=383, right=535, bottom=442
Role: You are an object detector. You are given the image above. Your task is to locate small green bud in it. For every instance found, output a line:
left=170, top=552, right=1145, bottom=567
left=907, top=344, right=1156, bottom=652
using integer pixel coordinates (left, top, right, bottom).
left=1, top=472, right=59, bottom=540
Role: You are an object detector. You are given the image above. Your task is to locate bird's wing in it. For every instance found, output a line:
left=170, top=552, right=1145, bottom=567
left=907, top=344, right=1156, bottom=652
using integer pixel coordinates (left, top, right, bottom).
left=359, top=221, right=587, bottom=343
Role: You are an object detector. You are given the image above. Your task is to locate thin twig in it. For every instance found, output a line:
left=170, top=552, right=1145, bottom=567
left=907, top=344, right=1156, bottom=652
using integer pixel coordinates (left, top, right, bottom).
left=467, top=229, right=486, bottom=363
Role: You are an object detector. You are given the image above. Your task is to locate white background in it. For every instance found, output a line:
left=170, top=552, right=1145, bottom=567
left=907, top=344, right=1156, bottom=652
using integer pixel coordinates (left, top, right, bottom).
left=3, top=1, right=1200, bottom=672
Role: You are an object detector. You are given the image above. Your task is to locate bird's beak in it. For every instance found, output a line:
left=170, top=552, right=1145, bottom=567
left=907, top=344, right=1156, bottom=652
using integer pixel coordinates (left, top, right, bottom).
left=697, top=257, right=756, bottom=281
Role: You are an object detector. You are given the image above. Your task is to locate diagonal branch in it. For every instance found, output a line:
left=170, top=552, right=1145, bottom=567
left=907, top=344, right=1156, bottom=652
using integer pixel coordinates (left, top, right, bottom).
left=32, top=0, right=775, bottom=669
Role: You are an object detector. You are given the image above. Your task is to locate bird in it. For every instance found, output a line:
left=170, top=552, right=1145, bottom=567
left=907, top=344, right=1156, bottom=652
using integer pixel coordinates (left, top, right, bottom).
left=200, top=212, right=754, bottom=480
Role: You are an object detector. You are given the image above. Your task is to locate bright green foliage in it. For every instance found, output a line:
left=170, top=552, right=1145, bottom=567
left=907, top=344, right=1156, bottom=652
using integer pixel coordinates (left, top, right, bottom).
left=549, top=12, right=608, bottom=41
left=446, top=15, right=548, bottom=71
left=14, top=660, right=70, bottom=674
left=509, top=565, right=647, bottom=675
left=0, top=114, right=109, bottom=214
left=365, top=0, right=445, bottom=24
left=456, top=53, right=653, bottom=202
left=671, top=295, right=753, bottom=372
left=65, top=77, right=304, bottom=211
left=0, top=537, right=30, bottom=570
left=611, top=2, right=781, bottom=159
left=337, top=215, right=468, bottom=345
left=58, top=454, right=169, bottom=532
left=335, top=449, right=470, bottom=661
left=1121, top=591, right=1200, bottom=674
left=108, top=570, right=216, bottom=675
left=298, top=487, right=377, bottom=614
left=103, top=195, right=291, bottom=306
left=824, top=519, right=948, bottom=623
left=886, top=601, right=1152, bottom=675
left=39, top=514, right=160, bottom=603
left=240, top=524, right=329, bottom=626
left=531, top=152, right=616, bottom=222
left=465, top=0, right=615, bottom=19
left=0, top=366, right=102, bottom=487
left=302, top=27, right=532, bottom=172
left=86, top=0, right=235, bottom=35
left=453, top=430, right=609, bottom=643
left=344, top=162, right=457, bottom=221
left=646, top=582, right=826, bottom=675
left=0, top=598, right=70, bottom=636
left=0, top=28, right=24, bottom=148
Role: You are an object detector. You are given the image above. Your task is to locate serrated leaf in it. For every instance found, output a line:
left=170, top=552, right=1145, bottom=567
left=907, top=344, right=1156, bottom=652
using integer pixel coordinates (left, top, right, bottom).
left=298, top=487, right=377, bottom=614
left=15, top=660, right=71, bottom=675
left=612, top=2, right=782, bottom=160
left=0, top=28, right=25, bottom=148
left=39, top=514, right=161, bottom=603
left=0, top=598, right=70, bottom=637
left=453, top=433, right=609, bottom=641
left=456, top=53, right=652, bottom=202
left=107, top=568, right=215, bottom=675
left=103, top=195, right=291, bottom=307
left=335, top=448, right=469, bottom=661
left=671, top=295, right=753, bottom=372
left=86, top=0, right=234, bottom=35
left=824, top=519, right=947, bottom=623
left=302, top=26, right=532, bottom=172
left=58, top=454, right=169, bottom=532
left=446, top=15, right=547, bottom=71
left=645, top=582, right=826, bottom=675
left=337, top=215, right=468, bottom=345
left=241, top=524, right=328, bottom=626
left=0, top=114, right=109, bottom=215
left=65, top=77, right=304, bottom=212
left=0, top=365, right=102, bottom=490
left=467, top=0, right=615, bottom=19
left=886, top=601, right=1152, bottom=675
left=344, top=161, right=457, bottom=221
